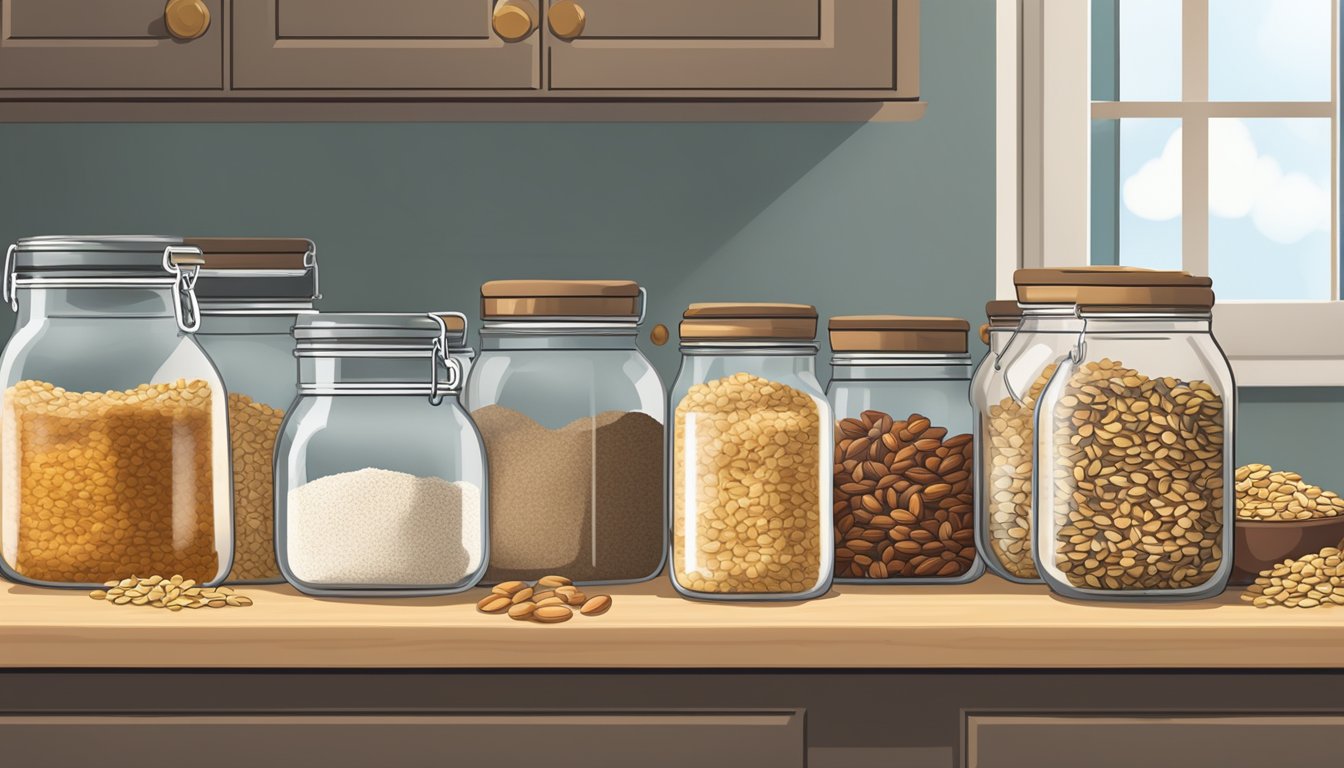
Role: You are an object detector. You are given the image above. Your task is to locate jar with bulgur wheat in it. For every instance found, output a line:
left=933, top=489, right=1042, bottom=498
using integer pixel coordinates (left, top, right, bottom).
left=188, top=237, right=319, bottom=583
left=1033, top=271, right=1234, bottom=601
left=670, top=303, right=834, bottom=601
left=0, top=236, right=233, bottom=588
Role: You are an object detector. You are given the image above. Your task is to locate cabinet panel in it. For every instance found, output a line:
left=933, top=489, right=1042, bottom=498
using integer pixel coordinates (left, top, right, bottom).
left=967, top=715, right=1344, bottom=768
left=0, top=0, right=222, bottom=89
left=0, top=711, right=805, bottom=768
left=547, top=0, right=912, bottom=93
left=232, top=0, right=539, bottom=90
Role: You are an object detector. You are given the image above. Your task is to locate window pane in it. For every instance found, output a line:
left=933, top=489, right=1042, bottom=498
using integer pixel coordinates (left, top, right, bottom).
left=1115, top=118, right=1184, bottom=270
left=1209, top=118, right=1333, bottom=300
left=1118, top=0, right=1182, bottom=101
left=1210, top=0, right=1333, bottom=101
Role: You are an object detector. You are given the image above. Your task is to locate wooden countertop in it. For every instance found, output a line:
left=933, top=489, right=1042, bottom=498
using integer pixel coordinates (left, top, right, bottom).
left=2, top=576, right=1340, bottom=669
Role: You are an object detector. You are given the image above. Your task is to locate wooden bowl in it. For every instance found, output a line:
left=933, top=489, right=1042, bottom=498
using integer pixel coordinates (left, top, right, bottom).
left=1231, top=516, right=1344, bottom=585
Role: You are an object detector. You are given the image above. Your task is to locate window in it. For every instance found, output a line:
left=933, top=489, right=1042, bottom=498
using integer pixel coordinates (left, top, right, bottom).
left=998, top=0, right=1343, bottom=385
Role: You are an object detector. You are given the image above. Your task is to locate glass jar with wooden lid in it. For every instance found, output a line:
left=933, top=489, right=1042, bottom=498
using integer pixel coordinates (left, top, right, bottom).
left=1033, top=270, right=1234, bottom=601
left=187, top=237, right=318, bottom=584
left=463, top=279, right=665, bottom=586
left=669, top=302, right=834, bottom=600
left=826, top=315, right=983, bottom=583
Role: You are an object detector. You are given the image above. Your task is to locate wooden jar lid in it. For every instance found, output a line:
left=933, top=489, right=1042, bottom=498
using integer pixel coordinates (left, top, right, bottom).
left=679, top=302, right=818, bottom=341
left=829, top=315, right=969, bottom=354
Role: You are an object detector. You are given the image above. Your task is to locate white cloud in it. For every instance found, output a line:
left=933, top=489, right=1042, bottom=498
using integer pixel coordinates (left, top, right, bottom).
left=1122, top=119, right=1331, bottom=245
left=1122, top=129, right=1181, bottom=221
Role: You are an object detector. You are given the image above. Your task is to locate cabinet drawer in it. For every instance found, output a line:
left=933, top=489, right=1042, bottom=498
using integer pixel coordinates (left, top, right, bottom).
left=0, top=710, right=805, bottom=768
left=0, top=0, right=222, bottom=90
left=232, top=0, right=539, bottom=90
left=967, top=714, right=1344, bottom=768
left=547, top=0, right=912, bottom=93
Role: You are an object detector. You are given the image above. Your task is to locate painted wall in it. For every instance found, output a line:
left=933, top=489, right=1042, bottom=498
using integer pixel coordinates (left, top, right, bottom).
left=0, top=0, right=1331, bottom=482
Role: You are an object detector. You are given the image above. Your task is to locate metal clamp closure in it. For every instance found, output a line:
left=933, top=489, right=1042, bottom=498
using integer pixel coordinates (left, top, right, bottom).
left=428, top=313, right=463, bottom=406
left=2, top=244, right=16, bottom=312
left=304, top=241, right=321, bottom=300
left=164, top=245, right=204, bottom=333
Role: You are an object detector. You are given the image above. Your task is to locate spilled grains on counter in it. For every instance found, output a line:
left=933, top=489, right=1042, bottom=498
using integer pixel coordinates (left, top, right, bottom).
left=477, top=574, right=612, bottom=624
left=1243, top=547, right=1344, bottom=608
left=89, top=574, right=252, bottom=611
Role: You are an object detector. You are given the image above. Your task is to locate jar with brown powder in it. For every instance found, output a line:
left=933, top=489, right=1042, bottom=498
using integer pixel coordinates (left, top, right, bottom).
left=463, top=280, right=665, bottom=585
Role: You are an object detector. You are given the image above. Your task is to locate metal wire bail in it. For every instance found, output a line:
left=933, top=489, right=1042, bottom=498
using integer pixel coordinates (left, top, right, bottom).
left=163, top=245, right=204, bottom=333
left=2, top=244, right=16, bottom=312
left=427, top=313, right=463, bottom=406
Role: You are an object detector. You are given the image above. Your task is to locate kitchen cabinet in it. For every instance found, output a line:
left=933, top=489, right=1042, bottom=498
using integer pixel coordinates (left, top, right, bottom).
left=0, top=0, right=223, bottom=90
left=0, top=0, right=922, bottom=121
left=231, top=0, right=540, bottom=91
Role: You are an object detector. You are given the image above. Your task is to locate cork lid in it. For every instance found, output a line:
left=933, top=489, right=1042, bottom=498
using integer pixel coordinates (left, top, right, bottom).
left=985, top=300, right=1022, bottom=320
left=679, top=303, right=818, bottom=342
left=829, top=315, right=969, bottom=354
left=186, top=237, right=319, bottom=304
left=480, top=279, right=641, bottom=318
left=1014, top=267, right=1214, bottom=309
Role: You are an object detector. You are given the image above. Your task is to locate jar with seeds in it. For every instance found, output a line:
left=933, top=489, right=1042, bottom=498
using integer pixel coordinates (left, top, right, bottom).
left=188, top=238, right=319, bottom=584
left=1033, top=271, right=1234, bottom=601
left=826, top=315, right=982, bottom=583
left=0, top=236, right=233, bottom=589
left=972, top=273, right=1091, bottom=584
left=670, top=303, right=834, bottom=601
left=275, top=313, right=488, bottom=597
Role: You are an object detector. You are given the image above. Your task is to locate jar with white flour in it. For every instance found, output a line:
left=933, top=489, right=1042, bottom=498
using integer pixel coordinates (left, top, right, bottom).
left=275, top=312, right=488, bottom=597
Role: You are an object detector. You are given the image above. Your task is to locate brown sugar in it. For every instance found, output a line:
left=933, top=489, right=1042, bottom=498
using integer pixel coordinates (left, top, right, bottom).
left=226, top=393, right=285, bottom=582
left=3, top=378, right=220, bottom=584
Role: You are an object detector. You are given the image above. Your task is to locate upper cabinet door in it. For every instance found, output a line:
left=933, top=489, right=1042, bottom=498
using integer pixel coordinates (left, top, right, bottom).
left=232, top=0, right=540, bottom=90
left=546, top=0, right=914, bottom=94
left=0, top=0, right=223, bottom=89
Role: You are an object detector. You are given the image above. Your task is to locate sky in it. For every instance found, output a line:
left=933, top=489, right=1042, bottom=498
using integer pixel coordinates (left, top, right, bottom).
left=1105, top=0, right=1335, bottom=301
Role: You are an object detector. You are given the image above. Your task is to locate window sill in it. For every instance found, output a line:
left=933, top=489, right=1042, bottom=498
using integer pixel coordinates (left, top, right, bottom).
left=1216, top=302, right=1344, bottom=387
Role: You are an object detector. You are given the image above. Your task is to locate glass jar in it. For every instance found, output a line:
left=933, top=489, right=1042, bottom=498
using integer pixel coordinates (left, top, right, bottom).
left=189, top=237, right=318, bottom=584
left=670, top=303, right=833, bottom=601
left=1034, top=273, right=1233, bottom=601
left=0, top=236, right=232, bottom=588
left=463, top=280, right=664, bottom=585
left=974, top=272, right=1093, bottom=584
left=275, top=312, right=487, bottom=597
left=826, top=315, right=982, bottom=583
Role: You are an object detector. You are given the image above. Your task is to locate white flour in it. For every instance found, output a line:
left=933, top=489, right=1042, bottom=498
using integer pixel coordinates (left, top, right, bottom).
left=285, top=467, right=483, bottom=586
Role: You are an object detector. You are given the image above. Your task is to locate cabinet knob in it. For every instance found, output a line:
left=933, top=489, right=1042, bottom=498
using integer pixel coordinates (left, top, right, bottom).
left=493, top=0, right=539, bottom=43
left=548, top=0, right=587, bottom=41
left=164, top=0, right=210, bottom=41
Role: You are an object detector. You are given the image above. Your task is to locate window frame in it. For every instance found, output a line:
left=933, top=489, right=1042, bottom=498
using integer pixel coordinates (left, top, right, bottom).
left=997, top=0, right=1343, bottom=386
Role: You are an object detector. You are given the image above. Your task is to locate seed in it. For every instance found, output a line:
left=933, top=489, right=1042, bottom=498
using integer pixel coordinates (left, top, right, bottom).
left=537, top=575, right=572, bottom=588
left=89, top=590, right=108, bottom=601
left=1234, top=463, right=1344, bottom=521
left=89, top=574, right=251, bottom=610
left=511, top=587, right=535, bottom=604
left=535, top=596, right=566, bottom=607
left=225, top=393, right=286, bottom=581
left=579, top=594, right=612, bottom=615
left=1049, top=359, right=1225, bottom=592
left=982, top=365, right=1059, bottom=579
left=476, top=595, right=512, bottom=613
left=508, top=602, right=537, bottom=620
left=492, top=580, right=528, bottom=597
left=1243, top=547, right=1344, bottom=609
left=533, top=605, right=573, bottom=624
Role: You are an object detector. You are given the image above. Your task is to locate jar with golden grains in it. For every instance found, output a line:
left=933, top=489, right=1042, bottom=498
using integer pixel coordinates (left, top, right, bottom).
left=972, top=273, right=1089, bottom=584
left=0, top=236, right=232, bottom=588
left=669, top=303, right=834, bottom=601
left=188, top=238, right=319, bottom=584
left=1033, top=271, right=1234, bottom=601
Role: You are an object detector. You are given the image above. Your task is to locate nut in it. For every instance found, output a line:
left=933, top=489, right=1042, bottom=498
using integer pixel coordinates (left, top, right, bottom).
left=225, top=393, right=286, bottom=581
left=1243, top=547, right=1344, bottom=608
left=672, top=373, right=824, bottom=595
left=982, top=365, right=1057, bottom=579
left=532, top=605, right=574, bottom=623
left=833, top=410, right=975, bottom=580
left=1235, top=463, right=1344, bottom=521
left=476, top=594, right=512, bottom=613
left=492, top=580, right=528, bottom=597
left=537, top=575, right=572, bottom=588
left=1048, top=359, right=1225, bottom=591
left=579, top=594, right=612, bottom=615
left=508, top=602, right=537, bottom=620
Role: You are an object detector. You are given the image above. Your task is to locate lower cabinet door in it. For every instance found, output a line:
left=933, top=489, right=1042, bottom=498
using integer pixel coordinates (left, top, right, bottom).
left=967, top=715, right=1344, bottom=768
left=0, top=710, right=805, bottom=768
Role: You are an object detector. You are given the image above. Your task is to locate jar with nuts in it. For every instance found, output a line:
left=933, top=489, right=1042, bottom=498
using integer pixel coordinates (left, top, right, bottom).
left=826, top=316, right=983, bottom=583
left=1032, top=270, right=1235, bottom=601
left=189, top=238, right=318, bottom=584
left=973, top=280, right=1087, bottom=584
left=0, top=236, right=233, bottom=589
left=670, top=303, right=834, bottom=601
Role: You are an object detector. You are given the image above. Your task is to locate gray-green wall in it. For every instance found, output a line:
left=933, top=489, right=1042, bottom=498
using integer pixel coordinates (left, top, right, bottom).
left=0, top=0, right=1333, bottom=483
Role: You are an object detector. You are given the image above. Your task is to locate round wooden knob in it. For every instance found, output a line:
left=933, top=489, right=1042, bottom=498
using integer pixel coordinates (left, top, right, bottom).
left=493, top=0, right=538, bottom=43
left=978, top=322, right=991, bottom=346
left=164, top=0, right=210, bottom=41
left=548, top=0, right=586, bottom=41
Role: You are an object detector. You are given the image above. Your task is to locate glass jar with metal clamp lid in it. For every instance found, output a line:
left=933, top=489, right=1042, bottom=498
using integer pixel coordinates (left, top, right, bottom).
left=187, top=237, right=319, bottom=584
left=274, top=312, right=487, bottom=597
left=1033, top=271, right=1233, bottom=601
left=0, top=235, right=232, bottom=589
left=463, top=280, right=665, bottom=586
